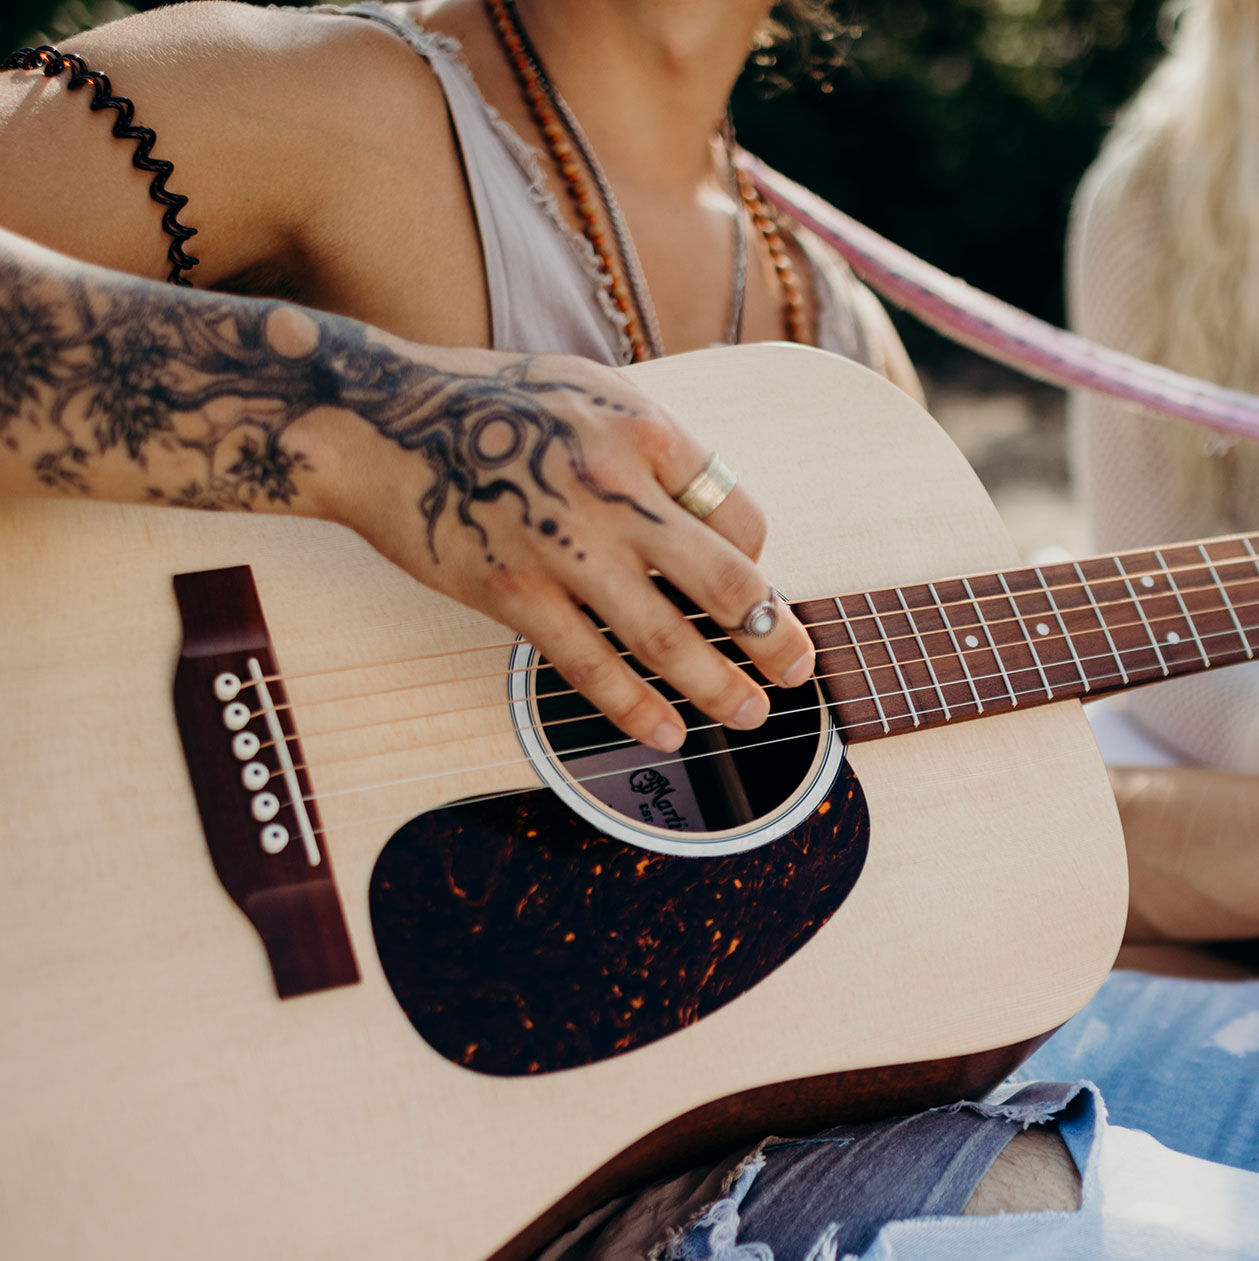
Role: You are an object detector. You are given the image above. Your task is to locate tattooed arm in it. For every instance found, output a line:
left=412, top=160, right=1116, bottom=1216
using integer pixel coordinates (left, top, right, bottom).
left=0, top=228, right=815, bottom=749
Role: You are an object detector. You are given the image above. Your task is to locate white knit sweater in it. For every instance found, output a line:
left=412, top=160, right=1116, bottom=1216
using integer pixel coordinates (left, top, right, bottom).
left=1067, top=144, right=1259, bottom=773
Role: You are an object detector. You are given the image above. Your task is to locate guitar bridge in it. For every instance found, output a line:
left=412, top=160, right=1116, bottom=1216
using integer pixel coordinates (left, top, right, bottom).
left=172, top=565, right=359, bottom=998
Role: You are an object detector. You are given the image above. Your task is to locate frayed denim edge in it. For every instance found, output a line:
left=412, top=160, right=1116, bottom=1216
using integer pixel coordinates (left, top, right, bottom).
left=649, top=1144, right=770, bottom=1261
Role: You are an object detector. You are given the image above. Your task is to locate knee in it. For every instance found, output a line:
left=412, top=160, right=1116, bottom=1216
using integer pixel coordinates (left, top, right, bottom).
left=963, top=1127, right=1082, bottom=1216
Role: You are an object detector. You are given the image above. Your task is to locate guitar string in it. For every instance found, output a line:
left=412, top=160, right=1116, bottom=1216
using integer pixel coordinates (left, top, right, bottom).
left=262, top=611, right=1258, bottom=819
left=254, top=545, right=1259, bottom=689
left=247, top=547, right=1259, bottom=705
left=283, top=619, right=1235, bottom=844
left=242, top=576, right=1259, bottom=759
left=296, top=723, right=832, bottom=843
left=274, top=595, right=1259, bottom=782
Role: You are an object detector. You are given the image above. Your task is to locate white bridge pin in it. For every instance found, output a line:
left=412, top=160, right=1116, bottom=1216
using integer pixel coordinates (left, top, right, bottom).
left=213, top=672, right=242, bottom=702
left=222, top=701, right=252, bottom=731
left=241, top=762, right=270, bottom=791
left=260, top=823, right=290, bottom=854
left=251, top=792, right=280, bottom=823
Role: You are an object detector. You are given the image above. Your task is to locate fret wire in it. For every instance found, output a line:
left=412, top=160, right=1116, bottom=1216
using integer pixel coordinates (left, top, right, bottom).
left=962, top=577, right=1018, bottom=705
left=836, top=596, right=890, bottom=734
left=831, top=614, right=1257, bottom=730
left=1074, top=561, right=1128, bottom=685
left=1243, top=537, right=1259, bottom=580
left=819, top=612, right=1259, bottom=732
left=996, top=572, right=1052, bottom=698
left=819, top=611, right=1259, bottom=720
left=929, top=581, right=983, bottom=712
left=1155, top=548, right=1211, bottom=667
left=864, top=592, right=921, bottom=728
left=831, top=612, right=1259, bottom=726
left=1197, top=544, right=1254, bottom=660
left=797, top=548, right=1259, bottom=665
left=1113, top=556, right=1170, bottom=676
left=1035, top=565, right=1090, bottom=691
left=897, top=587, right=950, bottom=721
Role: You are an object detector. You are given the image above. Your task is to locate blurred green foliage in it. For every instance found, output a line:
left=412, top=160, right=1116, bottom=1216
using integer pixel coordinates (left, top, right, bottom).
left=733, top=0, right=1167, bottom=360
left=4, top=0, right=1168, bottom=363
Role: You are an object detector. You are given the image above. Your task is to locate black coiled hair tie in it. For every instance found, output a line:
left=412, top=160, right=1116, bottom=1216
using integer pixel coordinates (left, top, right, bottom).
left=2, top=44, right=200, bottom=285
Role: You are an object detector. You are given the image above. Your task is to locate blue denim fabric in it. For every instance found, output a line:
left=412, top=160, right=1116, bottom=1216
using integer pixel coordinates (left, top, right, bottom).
left=539, top=975, right=1259, bottom=1259
left=726, top=1082, right=1077, bottom=1259
left=539, top=1084, right=1085, bottom=1260
left=666, top=1084, right=1259, bottom=1260
left=1015, top=971, right=1259, bottom=1172
left=539, top=1080, right=1259, bottom=1259
left=861, top=1085, right=1259, bottom=1260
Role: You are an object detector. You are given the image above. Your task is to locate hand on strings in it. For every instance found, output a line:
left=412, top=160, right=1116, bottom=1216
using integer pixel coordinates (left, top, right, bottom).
left=312, top=346, right=817, bottom=752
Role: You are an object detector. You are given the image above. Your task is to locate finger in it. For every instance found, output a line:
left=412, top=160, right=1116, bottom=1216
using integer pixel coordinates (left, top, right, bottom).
left=663, top=464, right=766, bottom=562
left=634, top=417, right=766, bottom=561
left=696, top=487, right=767, bottom=563
left=503, top=583, right=689, bottom=754
left=574, top=565, right=772, bottom=733
left=647, top=521, right=816, bottom=691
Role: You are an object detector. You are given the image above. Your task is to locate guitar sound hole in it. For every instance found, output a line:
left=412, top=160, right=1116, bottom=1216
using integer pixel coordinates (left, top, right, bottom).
left=517, top=582, right=835, bottom=854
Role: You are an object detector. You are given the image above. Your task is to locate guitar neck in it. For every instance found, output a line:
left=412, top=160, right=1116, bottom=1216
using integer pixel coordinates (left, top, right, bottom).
left=798, top=532, right=1259, bottom=743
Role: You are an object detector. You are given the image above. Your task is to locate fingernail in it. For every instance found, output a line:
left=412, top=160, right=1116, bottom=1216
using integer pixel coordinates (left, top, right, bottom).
left=728, top=695, right=770, bottom=731
left=781, top=650, right=815, bottom=689
left=652, top=722, right=686, bottom=753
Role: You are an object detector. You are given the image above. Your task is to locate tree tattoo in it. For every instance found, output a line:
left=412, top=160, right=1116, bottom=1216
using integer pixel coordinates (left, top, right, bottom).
left=0, top=258, right=659, bottom=553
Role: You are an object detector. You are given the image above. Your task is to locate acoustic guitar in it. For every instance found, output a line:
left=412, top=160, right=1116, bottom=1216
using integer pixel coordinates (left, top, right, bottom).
left=3, top=345, right=1254, bottom=1259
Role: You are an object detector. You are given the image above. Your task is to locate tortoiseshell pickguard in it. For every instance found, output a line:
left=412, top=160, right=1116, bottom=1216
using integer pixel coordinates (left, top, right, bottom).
left=369, top=761, right=869, bottom=1076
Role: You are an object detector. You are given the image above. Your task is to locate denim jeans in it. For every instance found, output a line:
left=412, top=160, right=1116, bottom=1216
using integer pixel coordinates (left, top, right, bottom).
left=539, top=972, right=1259, bottom=1259
left=1016, top=970, right=1259, bottom=1173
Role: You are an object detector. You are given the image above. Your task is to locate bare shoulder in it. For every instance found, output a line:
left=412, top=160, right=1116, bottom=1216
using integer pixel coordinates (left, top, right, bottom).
left=0, top=2, right=453, bottom=288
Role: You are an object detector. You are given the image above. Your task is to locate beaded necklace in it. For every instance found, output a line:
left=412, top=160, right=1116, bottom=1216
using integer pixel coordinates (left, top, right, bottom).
left=484, top=0, right=805, bottom=359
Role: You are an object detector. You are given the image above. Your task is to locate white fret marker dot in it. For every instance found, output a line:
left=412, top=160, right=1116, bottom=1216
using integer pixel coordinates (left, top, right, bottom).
left=964, top=634, right=980, bottom=649
left=1035, top=622, right=1051, bottom=636
left=1166, top=631, right=1181, bottom=645
left=1141, top=576, right=1156, bottom=588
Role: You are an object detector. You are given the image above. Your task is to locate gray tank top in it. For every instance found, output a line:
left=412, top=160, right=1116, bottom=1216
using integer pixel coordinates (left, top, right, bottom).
left=331, top=3, right=875, bottom=369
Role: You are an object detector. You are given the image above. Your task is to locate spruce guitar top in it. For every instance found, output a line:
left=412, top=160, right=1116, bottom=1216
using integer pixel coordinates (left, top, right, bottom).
left=3, top=345, right=1253, bottom=1259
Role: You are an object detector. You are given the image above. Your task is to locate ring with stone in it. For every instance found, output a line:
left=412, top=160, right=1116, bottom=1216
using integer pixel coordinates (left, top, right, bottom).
left=673, top=453, right=737, bottom=520
left=727, top=592, right=779, bottom=638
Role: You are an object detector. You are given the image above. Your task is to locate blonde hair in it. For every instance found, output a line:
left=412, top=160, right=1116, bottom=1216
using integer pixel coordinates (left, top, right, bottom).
left=1097, top=0, right=1259, bottom=523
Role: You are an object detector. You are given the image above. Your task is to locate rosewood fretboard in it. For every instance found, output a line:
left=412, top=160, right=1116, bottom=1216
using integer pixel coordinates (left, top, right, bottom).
left=796, top=533, right=1259, bottom=744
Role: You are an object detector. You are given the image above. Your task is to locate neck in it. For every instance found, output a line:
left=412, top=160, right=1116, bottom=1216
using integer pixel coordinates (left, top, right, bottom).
left=796, top=532, right=1259, bottom=745
left=509, top=0, right=771, bottom=187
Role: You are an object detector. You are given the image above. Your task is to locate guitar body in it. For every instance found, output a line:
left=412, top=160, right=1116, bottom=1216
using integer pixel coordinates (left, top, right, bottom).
left=0, top=346, right=1126, bottom=1260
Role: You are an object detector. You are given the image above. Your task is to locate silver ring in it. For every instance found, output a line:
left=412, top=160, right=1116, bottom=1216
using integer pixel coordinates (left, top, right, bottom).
left=674, top=453, right=737, bottom=520
left=727, top=592, right=779, bottom=638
